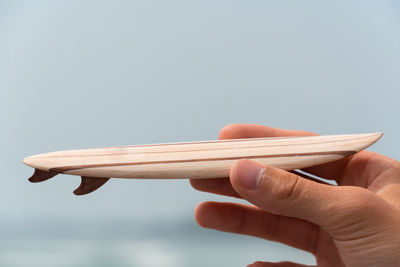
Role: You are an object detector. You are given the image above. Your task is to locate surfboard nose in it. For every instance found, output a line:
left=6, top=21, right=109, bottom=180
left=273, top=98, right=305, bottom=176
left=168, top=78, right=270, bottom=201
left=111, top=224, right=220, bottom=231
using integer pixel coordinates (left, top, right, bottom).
left=350, top=132, right=383, bottom=151
left=365, top=132, right=383, bottom=142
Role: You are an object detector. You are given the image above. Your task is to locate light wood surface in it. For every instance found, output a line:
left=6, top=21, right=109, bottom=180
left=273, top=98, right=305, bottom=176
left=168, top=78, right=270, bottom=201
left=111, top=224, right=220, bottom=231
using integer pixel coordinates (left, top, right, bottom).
left=24, top=133, right=382, bottom=180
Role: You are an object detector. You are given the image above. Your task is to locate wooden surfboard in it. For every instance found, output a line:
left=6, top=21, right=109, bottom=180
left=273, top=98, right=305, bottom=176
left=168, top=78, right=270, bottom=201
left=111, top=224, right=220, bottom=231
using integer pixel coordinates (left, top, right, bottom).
left=23, top=133, right=382, bottom=195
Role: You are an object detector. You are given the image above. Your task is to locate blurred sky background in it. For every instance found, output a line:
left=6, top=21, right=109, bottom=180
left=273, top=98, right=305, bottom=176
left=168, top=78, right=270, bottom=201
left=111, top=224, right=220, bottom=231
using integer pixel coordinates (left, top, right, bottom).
left=1, top=1, right=400, bottom=266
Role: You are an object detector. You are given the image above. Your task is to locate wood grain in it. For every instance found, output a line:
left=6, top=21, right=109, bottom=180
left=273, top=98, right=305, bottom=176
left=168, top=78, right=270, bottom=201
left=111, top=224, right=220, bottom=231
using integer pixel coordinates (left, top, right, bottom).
left=23, top=133, right=382, bottom=180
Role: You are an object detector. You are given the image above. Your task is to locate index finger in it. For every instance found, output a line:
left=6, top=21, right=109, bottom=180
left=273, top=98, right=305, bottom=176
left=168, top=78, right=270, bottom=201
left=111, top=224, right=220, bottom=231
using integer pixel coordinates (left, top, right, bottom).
left=218, top=123, right=316, bottom=139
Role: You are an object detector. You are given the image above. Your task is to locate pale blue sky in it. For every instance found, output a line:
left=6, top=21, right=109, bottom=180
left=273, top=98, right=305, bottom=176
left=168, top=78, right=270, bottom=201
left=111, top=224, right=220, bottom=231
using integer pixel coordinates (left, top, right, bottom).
left=1, top=1, right=400, bottom=265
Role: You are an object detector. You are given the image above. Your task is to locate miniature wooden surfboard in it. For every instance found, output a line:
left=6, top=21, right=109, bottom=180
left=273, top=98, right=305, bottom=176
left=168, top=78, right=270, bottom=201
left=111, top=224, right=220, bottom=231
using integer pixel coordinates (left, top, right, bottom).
left=23, top=133, right=382, bottom=195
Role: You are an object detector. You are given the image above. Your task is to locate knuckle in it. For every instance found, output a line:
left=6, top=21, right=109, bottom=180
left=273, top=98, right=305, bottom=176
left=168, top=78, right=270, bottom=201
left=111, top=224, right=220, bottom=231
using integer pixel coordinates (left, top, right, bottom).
left=269, top=171, right=303, bottom=201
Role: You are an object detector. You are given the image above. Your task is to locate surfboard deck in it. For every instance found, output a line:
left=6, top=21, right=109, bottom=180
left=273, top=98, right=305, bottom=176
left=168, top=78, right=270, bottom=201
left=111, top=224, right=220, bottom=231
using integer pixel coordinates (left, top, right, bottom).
left=23, top=133, right=382, bottom=195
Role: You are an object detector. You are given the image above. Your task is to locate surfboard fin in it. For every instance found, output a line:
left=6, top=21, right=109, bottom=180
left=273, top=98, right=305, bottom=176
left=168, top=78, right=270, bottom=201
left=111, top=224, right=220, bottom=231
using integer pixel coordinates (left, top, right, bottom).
left=73, top=176, right=110, bottom=195
left=28, top=169, right=58, bottom=182
left=28, top=169, right=109, bottom=195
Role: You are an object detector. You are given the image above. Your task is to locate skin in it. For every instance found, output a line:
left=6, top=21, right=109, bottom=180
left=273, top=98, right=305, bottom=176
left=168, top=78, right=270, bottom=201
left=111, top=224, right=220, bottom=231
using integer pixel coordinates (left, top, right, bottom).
left=190, top=124, right=400, bottom=267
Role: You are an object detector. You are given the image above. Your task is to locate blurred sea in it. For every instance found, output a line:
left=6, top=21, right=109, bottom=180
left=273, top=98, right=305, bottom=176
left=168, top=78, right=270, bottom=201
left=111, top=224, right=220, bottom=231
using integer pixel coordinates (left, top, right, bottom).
left=0, top=219, right=315, bottom=267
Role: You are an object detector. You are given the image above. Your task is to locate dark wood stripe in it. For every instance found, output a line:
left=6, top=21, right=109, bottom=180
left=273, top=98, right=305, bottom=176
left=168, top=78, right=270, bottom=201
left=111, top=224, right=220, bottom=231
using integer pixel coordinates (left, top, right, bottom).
left=51, top=150, right=356, bottom=173
left=116, top=136, right=300, bottom=147
left=105, top=134, right=374, bottom=148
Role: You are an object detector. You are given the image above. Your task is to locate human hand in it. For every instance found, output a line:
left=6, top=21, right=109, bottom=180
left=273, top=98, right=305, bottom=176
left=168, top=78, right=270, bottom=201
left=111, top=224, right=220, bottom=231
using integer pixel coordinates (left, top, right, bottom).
left=190, top=124, right=400, bottom=267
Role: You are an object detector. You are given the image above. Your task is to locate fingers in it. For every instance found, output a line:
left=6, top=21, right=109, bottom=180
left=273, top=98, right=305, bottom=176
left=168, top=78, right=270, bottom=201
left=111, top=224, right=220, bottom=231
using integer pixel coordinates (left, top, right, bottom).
left=190, top=178, right=241, bottom=198
left=191, top=123, right=396, bottom=198
left=305, top=151, right=400, bottom=190
left=301, top=151, right=376, bottom=185
left=247, top=261, right=314, bottom=267
left=190, top=124, right=316, bottom=197
left=195, top=201, right=320, bottom=253
left=218, top=123, right=316, bottom=139
left=218, top=124, right=387, bottom=186
left=229, top=159, right=333, bottom=225
left=217, top=124, right=350, bottom=182
left=229, top=159, right=392, bottom=232
left=189, top=170, right=334, bottom=199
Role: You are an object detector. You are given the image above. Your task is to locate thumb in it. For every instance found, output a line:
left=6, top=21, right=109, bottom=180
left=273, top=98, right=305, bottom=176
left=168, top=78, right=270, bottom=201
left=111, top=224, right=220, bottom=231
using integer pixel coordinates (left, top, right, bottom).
left=229, top=159, right=387, bottom=231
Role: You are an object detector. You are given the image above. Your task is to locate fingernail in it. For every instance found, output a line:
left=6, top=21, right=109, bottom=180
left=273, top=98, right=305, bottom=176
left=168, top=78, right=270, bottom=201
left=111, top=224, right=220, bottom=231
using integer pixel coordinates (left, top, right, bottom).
left=235, top=160, right=263, bottom=190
